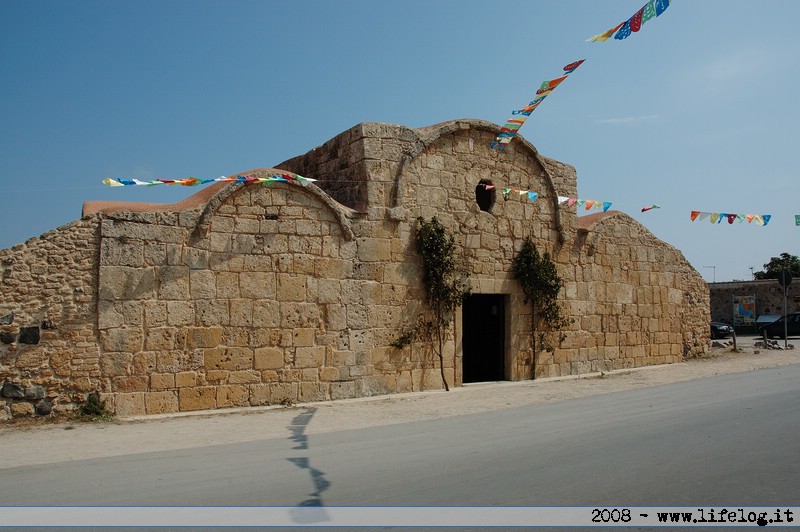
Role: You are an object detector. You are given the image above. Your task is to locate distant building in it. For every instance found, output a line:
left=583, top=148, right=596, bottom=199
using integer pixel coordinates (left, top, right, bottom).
left=709, top=279, right=799, bottom=330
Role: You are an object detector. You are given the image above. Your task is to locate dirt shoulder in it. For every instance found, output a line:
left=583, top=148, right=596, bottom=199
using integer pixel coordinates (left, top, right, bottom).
left=1, top=339, right=796, bottom=469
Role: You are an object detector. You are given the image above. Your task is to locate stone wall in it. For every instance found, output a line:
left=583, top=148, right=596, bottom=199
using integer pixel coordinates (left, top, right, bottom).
left=0, top=220, right=100, bottom=419
left=0, top=119, right=710, bottom=418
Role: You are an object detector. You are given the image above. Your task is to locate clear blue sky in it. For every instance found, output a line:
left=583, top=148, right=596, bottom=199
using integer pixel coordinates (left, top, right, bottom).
left=1, top=0, right=797, bottom=283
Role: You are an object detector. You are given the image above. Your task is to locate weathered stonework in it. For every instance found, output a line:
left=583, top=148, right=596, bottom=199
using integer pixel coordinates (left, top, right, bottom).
left=0, top=119, right=710, bottom=417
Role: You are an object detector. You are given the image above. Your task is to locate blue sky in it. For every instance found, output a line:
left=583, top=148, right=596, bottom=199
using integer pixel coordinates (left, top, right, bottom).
left=1, top=0, right=797, bottom=283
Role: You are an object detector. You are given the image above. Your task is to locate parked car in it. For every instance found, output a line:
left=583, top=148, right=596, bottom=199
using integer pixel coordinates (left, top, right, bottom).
left=710, top=322, right=734, bottom=339
left=757, top=312, right=800, bottom=339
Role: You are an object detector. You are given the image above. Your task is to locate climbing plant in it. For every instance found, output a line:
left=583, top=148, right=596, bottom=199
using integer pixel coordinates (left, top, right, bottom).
left=512, top=237, right=572, bottom=368
left=391, top=217, right=470, bottom=391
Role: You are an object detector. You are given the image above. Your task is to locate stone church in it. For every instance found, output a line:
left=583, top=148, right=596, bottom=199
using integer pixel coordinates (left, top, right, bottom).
left=0, top=119, right=710, bottom=418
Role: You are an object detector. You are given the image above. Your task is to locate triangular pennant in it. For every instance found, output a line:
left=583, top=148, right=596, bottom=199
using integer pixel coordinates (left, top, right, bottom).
left=557, top=196, right=570, bottom=205
left=602, top=202, right=612, bottom=212
left=710, top=213, right=720, bottom=224
left=630, top=6, right=645, bottom=32
left=567, top=198, right=578, bottom=207
left=795, top=215, right=800, bottom=226
left=753, top=215, right=764, bottom=225
left=563, top=59, right=585, bottom=73
left=762, top=215, right=772, bottom=226
left=614, top=19, right=632, bottom=40
left=655, top=0, right=670, bottom=16
left=746, top=214, right=755, bottom=223
left=727, top=214, right=737, bottom=224
left=690, top=210, right=700, bottom=221
left=697, top=212, right=711, bottom=222
left=587, top=22, right=624, bottom=43
left=642, top=0, right=656, bottom=23
left=527, top=191, right=538, bottom=202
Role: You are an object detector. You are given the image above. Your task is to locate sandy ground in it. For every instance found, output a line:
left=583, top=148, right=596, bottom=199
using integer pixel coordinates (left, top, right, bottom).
left=1, top=336, right=797, bottom=470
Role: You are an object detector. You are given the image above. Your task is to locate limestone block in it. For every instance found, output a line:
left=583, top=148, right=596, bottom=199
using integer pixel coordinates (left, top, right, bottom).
left=204, top=347, right=253, bottom=371
left=215, top=271, right=241, bottom=299
left=100, top=352, right=132, bottom=377
left=295, top=346, right=325, bottom=368
left=144, top=301, right=168, bottom=327
left=249, top=383, right=270, bottom=406
left=189, top=270, right=217, bottom=299
left=292, top=328, right=315, bottom=347
left=322, top=304, right=346, bottom=331
left=150, top=373, right=175, bottom=390
left=277, top=274, right=306, bottom=302
left=239, top=272, right=276, bottom=299
left=216, top=384, right=249, bottom=408
left=299, top=382, right=328, bottom=402
left=98, top=266, right=156, bottom=300
left=229, top=370, right=260, bottom=384
left=113, top=392, right=146, bottom=416
left=204, top=370, right=229, bottom=385
left=179, top=386, right=216, bottom=411
left=252, top=300, right=280, bottom=328
left=260, top=370, right=278, bottom=382
left=157, top=266, right=190, bottom=300
left=280, top=302, right=319, bottom=329
left=157, top=349, right=203, bottom=373
left=186, top=327, right=223, bottom=349
left=319, top=367, right=340, bottom=382
left=164, top=301, right=194, bottom=326
left=228, top=299, right=254, bottom=328
left=100, top=328, right=143, bottom=353
left=254, top=347, right=284, bottom=370
left=357, top=238, right=391, bottom=262
left=112, top=375, right=147, bottom=393
left=279, top=368, right=302, bottom=382
left=175, top=371, right=197, bottom=388
left=330, top=381, right=356, bottom=400
left=145, top=327, right=177, bottom=351
left=270, top=382, right=298, bottom=404
left=132, top=352, right=157, bottom=374
left=317, top=279, right=342, bottom=304
left=145, top=391, right=178, bottom=414
left=195, top=299, right=230, bottom=327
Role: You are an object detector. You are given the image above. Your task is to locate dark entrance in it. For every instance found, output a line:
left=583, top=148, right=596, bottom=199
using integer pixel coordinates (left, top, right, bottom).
left=462, top=294, right=506, bottom=383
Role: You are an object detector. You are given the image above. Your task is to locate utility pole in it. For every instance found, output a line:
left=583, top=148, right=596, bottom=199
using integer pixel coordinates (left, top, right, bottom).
left=703, top=265, right=716, bottom=283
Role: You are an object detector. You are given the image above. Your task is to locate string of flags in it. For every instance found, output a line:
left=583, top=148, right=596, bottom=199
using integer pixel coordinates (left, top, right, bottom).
left=102, top=173, right=316, bottom=188
left=587, top=0, right=671, bottom=43
left=500, top=187, right=539, bottom=203
left=641, top=204, right=660, bottom=212
left=490, top=60, right=585, bottom=151
left=558, top=196, right=612, bottom=212
left=690, top=211, right=772, bottom=226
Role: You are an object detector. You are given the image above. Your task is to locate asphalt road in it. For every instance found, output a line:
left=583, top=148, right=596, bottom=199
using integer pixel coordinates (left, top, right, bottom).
left=2, top=364, right=798, bottom=509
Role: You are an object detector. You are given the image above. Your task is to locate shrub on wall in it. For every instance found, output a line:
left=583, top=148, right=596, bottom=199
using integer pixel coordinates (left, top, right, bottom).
left=512, top=237, right=571, bottom=368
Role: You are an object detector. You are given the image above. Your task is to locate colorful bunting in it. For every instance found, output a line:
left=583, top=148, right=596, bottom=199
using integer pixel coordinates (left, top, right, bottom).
left=103, top=173, right=316, bottom=188
left=588, top=0, right=670, bottom=43
left=491, top=60, right=585, bottom=150
left=558, top=196, right=612, bottom=212
left=641, top=204, right=661, bottom=212
left=501, top=187, right=540, bottom=203
left=690, top=211, right=772, bottom=226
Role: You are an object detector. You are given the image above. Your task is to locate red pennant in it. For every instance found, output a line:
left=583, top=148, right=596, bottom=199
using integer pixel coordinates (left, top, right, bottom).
left=630, top=6, right=645, bottom=32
